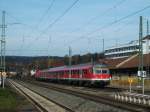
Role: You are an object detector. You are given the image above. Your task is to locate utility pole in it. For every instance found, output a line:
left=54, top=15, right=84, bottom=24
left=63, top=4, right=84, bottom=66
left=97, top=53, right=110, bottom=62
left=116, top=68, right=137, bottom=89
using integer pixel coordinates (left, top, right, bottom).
left=138, top=16, right=144, bottom=94
left=69, top=46, right=72, bottom=79
left=147, top=20, right=149, bottom=35
left=47, top=36, right=51, bottom=68
left=102, top=38, right=104, bottom=53
left=0, top=11, right=6, bottom=88
left=102, top=38, right=105, bottom=58
left=146, top=20, right=149, bottom=77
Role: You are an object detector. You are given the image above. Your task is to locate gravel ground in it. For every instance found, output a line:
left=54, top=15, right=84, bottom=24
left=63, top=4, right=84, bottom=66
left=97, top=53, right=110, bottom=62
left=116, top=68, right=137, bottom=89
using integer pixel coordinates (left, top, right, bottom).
left=19, top=81, right=131, bottom=112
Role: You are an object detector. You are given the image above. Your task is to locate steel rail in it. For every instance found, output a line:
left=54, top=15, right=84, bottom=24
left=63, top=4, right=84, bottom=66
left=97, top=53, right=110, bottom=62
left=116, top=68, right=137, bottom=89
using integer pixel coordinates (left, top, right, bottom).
left=25, top=80, right=150, bottom=112
left=8, top=80, right=75, bottom=112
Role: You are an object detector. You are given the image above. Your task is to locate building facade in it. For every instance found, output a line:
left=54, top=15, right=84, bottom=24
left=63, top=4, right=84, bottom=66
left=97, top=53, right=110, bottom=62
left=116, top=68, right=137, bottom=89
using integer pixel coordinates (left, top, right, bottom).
left=105, top=35, right=150, bottom=59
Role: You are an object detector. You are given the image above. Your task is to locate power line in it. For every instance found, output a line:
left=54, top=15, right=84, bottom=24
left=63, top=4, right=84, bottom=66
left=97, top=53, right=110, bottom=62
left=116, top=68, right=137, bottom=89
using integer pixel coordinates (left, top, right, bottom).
left=5, top=11, right=48, bottom=37
left=65, top=4, right=150, bottom=45
left=37, top=0, right=79, bottom=39
left=69, top=0, right=127, bottom=33
left=27, top=0, right=55, bottom=37
left=6, top=49, right=48, bottom=52
left=26, top=0, right=79, bottom=51
left=37, top=0, right=55, bottom=28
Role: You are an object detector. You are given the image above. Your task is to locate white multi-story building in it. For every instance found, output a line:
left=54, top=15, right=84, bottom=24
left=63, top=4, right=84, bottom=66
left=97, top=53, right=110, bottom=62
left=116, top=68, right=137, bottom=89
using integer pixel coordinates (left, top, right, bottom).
left=105, top=35, right=150, bottom=59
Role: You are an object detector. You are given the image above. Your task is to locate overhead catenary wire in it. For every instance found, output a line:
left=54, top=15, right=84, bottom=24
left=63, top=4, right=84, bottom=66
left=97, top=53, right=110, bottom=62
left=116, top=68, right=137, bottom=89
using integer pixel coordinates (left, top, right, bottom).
left=27, top=0, right=55, bottom=36
left=3, top=9, right=50, bottom=55
left=2, top=0, right=126, bottom=56
left=25, top=0, right=126, bottom=53
left=22, top=0, right=55, bottom=55
left=5, top=11, right=49, bottom=38
left=2, top=1, right=150, bottom=56
left=37, top=0, right=55, bottom=28
left=6, top=49, right=48, bottom=51
left=65, top=4, right=150, bottom=46
left=26, top=0, right=79, bottom=50
left=36, top=0, right=79, bottom=39
left=69, top=0, right=127, bottom=33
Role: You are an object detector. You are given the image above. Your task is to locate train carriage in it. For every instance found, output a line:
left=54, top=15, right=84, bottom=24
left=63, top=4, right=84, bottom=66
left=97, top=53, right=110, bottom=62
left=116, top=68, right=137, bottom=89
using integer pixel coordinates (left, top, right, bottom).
left=35, top=63, right=112, bottom=87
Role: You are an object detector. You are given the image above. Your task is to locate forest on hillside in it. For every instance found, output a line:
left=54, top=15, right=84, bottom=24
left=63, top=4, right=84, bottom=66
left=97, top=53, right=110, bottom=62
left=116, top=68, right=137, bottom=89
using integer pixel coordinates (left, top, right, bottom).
left=6, top=52, right=104, bottom=72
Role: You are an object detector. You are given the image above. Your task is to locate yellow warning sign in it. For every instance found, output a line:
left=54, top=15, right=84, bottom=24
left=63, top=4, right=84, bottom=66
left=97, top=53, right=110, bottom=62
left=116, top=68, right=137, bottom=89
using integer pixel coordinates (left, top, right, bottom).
left=128, top=78, right=133, bottom=84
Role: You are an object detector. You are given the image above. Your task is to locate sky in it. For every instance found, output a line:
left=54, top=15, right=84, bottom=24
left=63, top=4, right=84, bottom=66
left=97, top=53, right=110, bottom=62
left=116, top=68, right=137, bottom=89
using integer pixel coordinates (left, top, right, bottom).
left=0, top=0, right=150, bottom=56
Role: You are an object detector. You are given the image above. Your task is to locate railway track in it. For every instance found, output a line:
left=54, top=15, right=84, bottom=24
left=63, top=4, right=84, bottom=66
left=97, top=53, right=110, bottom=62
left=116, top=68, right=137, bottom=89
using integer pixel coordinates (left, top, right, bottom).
left=24, top=80, right=150, bottom=112
left=30, top=79, right=123, bottom=94
left=8, top=79, right=74, bottom=112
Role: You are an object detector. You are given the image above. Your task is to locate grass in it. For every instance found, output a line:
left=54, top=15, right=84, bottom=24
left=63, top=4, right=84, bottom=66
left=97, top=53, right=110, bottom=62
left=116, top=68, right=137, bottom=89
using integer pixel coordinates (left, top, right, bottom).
left=0, top=87, right=17, bottom=112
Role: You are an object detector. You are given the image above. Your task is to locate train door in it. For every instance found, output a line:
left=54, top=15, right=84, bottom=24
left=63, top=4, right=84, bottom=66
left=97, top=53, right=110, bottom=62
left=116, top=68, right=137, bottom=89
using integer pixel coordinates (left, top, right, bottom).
left=79, top=69, right=83, bottom=86
left=79, top=69, right=82, bottom=79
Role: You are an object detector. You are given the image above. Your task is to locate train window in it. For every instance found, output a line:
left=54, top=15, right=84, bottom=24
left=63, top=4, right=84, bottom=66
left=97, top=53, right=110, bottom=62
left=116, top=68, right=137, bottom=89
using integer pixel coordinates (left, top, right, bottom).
left=74, top=70, right=77, bottom=74
left=73, top=70, right=75, bottom=74
left=66, top=71, right=69, bottom=75
left=83, top=70, right=87, bottom=74
left=77, top=70, right=79, bottom=74
left=71, top=70, right=73, bottom=75
left=74, top=70, right=76, bottom=74
left=102, top=70, right=108, bottom=74
left=83, top=70, right=85, bottom=74
left=60, top=71, right=63, bottom=75
left=79, top=70, right=82, bottom=75
left=62, top=71, right=64, bottom=75
left=74, top=70, right=78, bottom=74
left=64, top=71, right=66, bottom=74
left=68, top=71, right=70, bottom=75
left=95, top=70, right=101, bottom=74
left=61, top=71, right=62, bottom=75
left=89, top=69, right=93, bottom=73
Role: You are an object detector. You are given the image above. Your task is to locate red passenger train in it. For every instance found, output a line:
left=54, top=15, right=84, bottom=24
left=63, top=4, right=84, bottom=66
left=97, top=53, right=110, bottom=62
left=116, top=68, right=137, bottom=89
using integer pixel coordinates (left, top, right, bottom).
left=35, top=63, right=112, bottom=87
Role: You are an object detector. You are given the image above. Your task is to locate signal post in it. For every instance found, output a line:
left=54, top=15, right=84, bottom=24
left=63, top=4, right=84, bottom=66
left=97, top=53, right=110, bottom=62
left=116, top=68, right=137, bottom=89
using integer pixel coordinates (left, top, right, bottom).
left=128, top=77, right=133, bottom=93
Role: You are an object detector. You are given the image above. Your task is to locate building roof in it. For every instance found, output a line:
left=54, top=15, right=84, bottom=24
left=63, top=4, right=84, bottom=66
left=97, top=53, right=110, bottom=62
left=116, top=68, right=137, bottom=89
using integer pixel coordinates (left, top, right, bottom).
left=143, top=35, right=150, bottom=40
left=117, top=53, right=150, bottom=69
left=101, top=53, right=150, bottom=69
left=99, top=57, right=128, bottom=69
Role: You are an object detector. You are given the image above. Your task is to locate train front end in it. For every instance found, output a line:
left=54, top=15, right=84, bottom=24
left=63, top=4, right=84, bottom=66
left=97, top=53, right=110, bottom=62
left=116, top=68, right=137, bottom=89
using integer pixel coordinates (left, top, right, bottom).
left=92, top=64, right=112, bottom=86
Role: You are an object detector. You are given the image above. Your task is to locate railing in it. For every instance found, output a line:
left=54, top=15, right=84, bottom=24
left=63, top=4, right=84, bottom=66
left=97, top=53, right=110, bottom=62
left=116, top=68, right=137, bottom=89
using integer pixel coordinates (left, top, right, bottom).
left=114, top=92, right=150, bottom=106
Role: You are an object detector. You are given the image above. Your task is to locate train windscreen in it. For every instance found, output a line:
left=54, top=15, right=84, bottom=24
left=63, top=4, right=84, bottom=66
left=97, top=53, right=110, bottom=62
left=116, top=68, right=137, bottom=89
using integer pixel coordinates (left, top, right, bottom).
left=94, top=67, right=109, bottom=74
